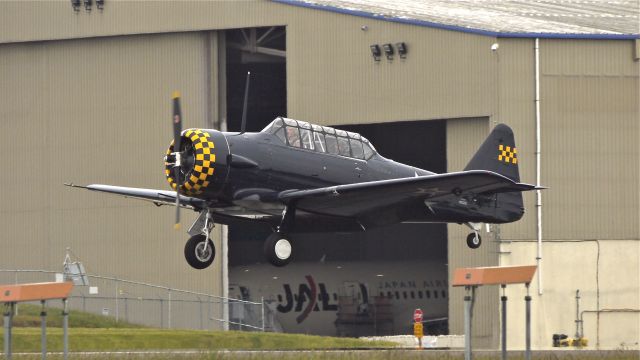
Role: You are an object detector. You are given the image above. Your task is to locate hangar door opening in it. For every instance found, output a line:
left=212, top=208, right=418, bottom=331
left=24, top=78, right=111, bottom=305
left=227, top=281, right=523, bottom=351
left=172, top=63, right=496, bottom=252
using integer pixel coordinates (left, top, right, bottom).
left=225, top=27, right=286, bottom=131
left=228, top=115, right=449, bottom=337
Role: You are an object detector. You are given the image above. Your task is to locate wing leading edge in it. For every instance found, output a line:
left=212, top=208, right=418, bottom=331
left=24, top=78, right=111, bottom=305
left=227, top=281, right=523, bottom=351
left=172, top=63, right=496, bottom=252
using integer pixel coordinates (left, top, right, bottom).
left=64, top=183, right=207, bottom=209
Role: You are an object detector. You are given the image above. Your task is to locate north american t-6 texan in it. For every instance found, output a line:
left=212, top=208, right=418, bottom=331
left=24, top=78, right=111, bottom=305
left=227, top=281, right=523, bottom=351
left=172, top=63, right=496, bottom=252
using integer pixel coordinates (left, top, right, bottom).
left=68, top=92, right=544, bottom=269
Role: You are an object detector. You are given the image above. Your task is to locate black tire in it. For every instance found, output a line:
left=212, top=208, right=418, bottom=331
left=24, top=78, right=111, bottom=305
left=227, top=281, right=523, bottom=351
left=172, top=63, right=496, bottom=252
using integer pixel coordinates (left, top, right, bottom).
left=184, top=234, right=215, bottom=269
left=466, top=233, right=482, bottom=249
left=264, top=233, right=292, bottom=267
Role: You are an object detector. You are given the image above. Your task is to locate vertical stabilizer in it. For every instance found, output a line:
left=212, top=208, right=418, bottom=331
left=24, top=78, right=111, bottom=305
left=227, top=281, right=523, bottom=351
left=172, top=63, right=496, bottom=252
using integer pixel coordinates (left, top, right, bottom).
left=464, top=124, right=520, bottom=182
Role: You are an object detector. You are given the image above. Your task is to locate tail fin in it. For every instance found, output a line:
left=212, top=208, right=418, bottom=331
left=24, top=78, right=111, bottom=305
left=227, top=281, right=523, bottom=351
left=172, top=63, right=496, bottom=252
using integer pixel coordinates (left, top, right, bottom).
left=464, top=124, right=520, bottom=182
left=465, top=124, right=527, bottom=223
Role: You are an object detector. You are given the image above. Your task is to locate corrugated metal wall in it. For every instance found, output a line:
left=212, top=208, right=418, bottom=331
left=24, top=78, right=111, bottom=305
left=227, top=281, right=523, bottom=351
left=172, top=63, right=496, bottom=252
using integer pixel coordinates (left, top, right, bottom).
left=493, top=37, right=640, bottom=242
left=0, top=32, right=224, bottom=329
left=0, top=1, right=281, bottom=44
left=539, top=39, right=639, bottom=241
left=286, top=15, right=496, bottom=125
left=495, top=38, right=640, bottom=349
left=0, top=1, right=497, bottom=124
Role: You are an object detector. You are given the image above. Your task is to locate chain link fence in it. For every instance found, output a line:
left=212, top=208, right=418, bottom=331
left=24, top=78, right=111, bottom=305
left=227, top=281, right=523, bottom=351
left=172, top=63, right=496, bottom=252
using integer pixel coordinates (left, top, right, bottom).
left=0, top=269, right=273, bottom=331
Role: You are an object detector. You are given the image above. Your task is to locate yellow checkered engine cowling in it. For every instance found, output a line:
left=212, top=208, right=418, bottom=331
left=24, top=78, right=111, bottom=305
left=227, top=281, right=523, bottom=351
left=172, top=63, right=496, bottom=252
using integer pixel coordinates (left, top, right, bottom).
left=164, top=129, right=228, bottom=197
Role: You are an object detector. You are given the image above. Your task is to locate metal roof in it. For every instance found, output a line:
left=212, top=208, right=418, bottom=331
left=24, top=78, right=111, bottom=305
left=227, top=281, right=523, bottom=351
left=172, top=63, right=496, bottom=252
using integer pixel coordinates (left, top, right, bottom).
left=273, top=0, right=640, bottom=39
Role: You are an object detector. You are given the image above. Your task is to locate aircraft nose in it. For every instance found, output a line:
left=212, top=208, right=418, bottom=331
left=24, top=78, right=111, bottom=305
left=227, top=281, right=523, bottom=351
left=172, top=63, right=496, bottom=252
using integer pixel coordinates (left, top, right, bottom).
left=164, top=128, right=230, bottom=197
left=164, top=129, right=216, bottom=195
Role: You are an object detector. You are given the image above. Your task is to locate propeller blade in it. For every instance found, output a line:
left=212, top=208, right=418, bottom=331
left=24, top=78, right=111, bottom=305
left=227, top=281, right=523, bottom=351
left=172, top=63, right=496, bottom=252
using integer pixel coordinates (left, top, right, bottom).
left=240, top=71, right=250, bottom=134
left=172, top=91, right=183, bottom=230
left=172, top=91, right=183, bottom=151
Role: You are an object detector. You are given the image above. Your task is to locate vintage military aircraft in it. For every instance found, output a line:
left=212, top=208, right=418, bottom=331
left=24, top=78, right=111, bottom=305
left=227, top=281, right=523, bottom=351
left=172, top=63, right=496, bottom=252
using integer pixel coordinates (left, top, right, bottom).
left=68, top=92, right=543, bottom=269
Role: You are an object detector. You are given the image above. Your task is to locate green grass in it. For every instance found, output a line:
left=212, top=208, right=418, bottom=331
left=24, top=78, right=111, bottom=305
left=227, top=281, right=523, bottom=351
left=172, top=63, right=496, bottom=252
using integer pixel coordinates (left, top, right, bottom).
left=2, top=305, right=636, bottom=359
left=1, top=304, right=394, bottom=353
left=2, top=304, right=143, bottom=328
left=0, top=328, right=395, bottom=352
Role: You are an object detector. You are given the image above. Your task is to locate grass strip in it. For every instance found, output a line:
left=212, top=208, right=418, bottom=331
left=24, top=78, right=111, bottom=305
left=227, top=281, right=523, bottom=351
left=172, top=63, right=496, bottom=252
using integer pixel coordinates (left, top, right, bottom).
left=2, top=304, right=143, bottom=328
left=1, top=328, right=395, bottom=352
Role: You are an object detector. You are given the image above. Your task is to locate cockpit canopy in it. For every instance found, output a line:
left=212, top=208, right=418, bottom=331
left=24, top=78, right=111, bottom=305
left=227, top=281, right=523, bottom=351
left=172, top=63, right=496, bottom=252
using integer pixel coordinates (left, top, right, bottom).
left=262, top=117, right=377, bottom=160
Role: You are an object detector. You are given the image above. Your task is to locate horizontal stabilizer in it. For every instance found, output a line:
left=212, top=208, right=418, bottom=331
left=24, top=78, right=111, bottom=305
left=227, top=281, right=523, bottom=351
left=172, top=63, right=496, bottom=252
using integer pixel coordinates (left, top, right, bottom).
left=278, top=170, right=538, bottom=219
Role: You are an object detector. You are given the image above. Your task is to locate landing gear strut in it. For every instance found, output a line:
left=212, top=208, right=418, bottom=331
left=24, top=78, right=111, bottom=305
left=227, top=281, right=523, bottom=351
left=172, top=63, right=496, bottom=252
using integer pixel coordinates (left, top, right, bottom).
left=184, top=210, right=216, bottom=269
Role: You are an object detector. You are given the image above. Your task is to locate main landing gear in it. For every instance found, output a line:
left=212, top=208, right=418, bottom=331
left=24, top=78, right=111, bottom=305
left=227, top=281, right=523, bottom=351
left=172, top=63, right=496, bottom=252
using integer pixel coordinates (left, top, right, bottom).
left=465, top=222, right=482, bottom=249
left=263, top=204, right=296, bottom=267
left=184, top=210, right=216, bottom=269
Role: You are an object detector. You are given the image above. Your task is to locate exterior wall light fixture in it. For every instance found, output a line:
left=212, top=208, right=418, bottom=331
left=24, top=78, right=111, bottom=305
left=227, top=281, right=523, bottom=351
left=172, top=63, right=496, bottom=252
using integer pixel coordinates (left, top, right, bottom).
left=396, top=42, right=408, bottom=58
left=71, top=0, right=81, bottom=11
left=96, top=0, right=104, bottom=10
left=370, top=44, right=381, bottom=61
left=382, top=43, right=394, bottom=60
left=83, top=0, right=92, bottom=11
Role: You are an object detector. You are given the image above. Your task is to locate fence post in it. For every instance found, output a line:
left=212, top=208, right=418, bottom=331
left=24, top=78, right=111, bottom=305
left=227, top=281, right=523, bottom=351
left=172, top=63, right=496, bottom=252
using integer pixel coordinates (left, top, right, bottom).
left=525, top=284, right=532, bottom=360
left=501, top=285, right=507, bottom=360
left=160, top=298, right=164, bottom=328
left=238, top=300, right=242, bottom=330
left=4, top=302, right=14, bottom=360
left=261, top=296, right=265, bottom=332
left=168, top=289, right=172, bottom=329
left=208, top=296, right=212, bottom=330
left=40, top=300, right=47, bottom=360
left=62, top=299, right=69, bottom=360
left=115, top=278, right=119, bottom=323
left=199, top=297, right=203, bottom=330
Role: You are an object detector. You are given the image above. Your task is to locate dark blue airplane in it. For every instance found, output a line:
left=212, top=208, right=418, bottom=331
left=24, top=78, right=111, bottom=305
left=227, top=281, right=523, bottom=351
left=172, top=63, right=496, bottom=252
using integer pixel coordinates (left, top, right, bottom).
left=68, top=93, right=542, bottom=268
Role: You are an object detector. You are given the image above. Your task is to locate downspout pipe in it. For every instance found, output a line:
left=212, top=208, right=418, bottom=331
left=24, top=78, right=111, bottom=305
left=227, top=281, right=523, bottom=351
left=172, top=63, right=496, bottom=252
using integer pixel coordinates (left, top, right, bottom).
left=535, top=38, right=543, bottom=295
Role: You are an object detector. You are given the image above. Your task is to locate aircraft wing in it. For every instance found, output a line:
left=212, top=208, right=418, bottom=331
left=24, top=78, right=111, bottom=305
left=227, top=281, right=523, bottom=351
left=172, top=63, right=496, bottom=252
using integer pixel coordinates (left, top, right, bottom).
left=278, top=170, right=540, bottom=219
left=65, top=183, right=280, bottom=227
left=65, top=183, right=207, bottom=209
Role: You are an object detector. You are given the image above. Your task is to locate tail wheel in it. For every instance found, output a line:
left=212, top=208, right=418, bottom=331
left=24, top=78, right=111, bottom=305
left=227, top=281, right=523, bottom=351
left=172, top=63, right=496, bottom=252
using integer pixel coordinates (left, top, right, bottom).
left=466, top=233, right=482, bottom=249
left=264, top=233, right=292, bottom=267
left=185, top=234, right=215, bottom=269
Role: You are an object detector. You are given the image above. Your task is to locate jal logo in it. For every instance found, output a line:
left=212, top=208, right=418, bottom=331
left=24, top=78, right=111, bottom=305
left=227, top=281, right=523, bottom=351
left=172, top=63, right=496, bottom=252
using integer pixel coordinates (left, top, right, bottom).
left=4, top=290, right=10, bottom=297
left=276, top=275, right=338, bottom=323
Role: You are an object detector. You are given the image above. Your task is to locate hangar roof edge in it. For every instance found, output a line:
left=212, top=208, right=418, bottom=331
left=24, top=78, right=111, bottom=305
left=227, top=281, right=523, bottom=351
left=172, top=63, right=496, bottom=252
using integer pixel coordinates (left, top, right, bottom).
left=272, top=0, right=640, bottom=39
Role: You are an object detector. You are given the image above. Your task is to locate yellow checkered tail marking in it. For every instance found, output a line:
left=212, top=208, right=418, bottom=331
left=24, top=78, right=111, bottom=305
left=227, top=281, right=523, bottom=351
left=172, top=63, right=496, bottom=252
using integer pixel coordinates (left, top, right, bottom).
left=498, top=144, right=518, bottom=164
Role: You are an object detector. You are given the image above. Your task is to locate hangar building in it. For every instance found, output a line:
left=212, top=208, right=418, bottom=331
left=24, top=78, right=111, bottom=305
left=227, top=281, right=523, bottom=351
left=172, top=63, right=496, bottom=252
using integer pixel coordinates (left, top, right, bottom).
left=1, top=0, right=638, bottom=350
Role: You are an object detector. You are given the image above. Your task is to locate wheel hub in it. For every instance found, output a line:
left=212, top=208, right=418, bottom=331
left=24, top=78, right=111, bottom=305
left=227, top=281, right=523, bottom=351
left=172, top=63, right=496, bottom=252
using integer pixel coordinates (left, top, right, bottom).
left=195, top=241, right=212, bottom=262
left=274, top=239, right=292, bottom=260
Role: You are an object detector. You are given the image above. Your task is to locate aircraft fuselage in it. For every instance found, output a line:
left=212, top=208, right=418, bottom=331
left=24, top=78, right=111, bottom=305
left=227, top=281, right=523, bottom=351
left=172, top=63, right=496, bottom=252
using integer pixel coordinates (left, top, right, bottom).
left=195, top=129, right=521, bottom=232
